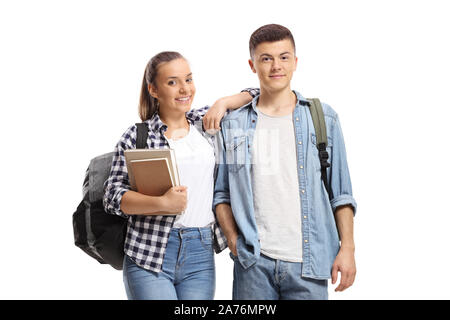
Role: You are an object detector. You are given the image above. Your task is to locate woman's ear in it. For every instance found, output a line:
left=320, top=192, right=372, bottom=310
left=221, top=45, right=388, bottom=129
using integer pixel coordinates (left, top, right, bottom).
left=148, top=84, right=158, bottom=99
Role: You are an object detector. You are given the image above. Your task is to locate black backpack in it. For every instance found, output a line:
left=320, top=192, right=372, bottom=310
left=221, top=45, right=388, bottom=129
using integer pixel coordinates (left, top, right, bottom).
left=73, top=123, right=148, bottom=270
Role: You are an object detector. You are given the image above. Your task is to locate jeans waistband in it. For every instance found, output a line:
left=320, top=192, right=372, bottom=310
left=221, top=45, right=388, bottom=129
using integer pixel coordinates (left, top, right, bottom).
left=170, top=227, right=212, bottom=240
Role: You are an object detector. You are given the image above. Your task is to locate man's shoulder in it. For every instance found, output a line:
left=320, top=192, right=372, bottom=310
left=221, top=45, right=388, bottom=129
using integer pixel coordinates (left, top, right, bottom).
left=222, top=101, right=253, bottom=122
left=313, top=99, right=338, bottom=121
left=292, top=90, right=338, bottom=121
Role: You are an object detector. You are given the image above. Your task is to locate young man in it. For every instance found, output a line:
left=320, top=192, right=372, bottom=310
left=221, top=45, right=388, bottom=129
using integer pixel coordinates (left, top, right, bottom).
left=213, top=24, right=357, bottom=300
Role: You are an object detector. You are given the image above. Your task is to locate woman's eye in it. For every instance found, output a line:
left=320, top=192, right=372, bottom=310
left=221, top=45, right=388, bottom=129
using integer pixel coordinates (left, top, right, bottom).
left=168, top=80, right=176, bottom=85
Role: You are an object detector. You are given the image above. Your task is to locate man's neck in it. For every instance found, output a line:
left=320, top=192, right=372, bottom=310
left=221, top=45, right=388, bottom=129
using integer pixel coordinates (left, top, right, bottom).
left=257, top=86, right=297, bottom=116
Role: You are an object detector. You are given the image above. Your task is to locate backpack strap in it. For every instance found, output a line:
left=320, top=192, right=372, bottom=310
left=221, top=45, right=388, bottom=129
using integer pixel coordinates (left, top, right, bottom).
left=135, top=123, right=149, bottom=149
left=307, top=98, right=333, bottom=201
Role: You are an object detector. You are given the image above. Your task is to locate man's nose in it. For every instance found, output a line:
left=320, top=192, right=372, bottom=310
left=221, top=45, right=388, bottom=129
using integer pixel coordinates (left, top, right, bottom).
left=271, top=58, right=282, bottom=71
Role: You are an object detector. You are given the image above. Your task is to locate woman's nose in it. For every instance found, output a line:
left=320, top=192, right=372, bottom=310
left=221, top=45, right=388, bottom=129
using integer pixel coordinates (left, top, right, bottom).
left=179, top=84, right=187, bottom=94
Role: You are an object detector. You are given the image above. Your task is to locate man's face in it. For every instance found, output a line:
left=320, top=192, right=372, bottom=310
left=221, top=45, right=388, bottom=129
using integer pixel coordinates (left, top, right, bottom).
left=249, top=39, right=297, bottom=92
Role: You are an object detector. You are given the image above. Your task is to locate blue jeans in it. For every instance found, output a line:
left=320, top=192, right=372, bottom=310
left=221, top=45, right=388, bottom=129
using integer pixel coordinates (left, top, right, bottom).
left=231, top=253, right=328, bottom=300
left=123, top=227, right=215, bottom=300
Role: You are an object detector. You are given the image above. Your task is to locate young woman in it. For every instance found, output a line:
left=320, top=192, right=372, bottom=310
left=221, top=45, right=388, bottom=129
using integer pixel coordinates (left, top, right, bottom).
left=103, top=51, right=252, bottom=300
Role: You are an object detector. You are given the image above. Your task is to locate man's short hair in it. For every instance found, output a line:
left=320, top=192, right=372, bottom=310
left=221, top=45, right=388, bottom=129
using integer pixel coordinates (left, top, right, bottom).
left=249, top=24, right=296, bottom=59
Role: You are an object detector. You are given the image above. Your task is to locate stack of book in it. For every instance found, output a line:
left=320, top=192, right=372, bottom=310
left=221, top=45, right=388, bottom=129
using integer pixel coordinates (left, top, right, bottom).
left=124, top=149, right=180, bottom=197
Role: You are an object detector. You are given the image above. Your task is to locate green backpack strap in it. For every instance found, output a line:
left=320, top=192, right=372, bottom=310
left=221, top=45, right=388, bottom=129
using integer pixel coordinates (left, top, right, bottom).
left=307, top=98, right=333, bottom=201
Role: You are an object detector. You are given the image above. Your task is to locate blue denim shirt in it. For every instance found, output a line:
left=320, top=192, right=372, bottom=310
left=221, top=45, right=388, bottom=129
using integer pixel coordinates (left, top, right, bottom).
left=213, top=90, right=357, bottom=280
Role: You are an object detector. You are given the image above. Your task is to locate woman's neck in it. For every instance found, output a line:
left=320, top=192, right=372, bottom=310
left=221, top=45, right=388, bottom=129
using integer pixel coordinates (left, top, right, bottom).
left=159, top=109, right=190, bottom=140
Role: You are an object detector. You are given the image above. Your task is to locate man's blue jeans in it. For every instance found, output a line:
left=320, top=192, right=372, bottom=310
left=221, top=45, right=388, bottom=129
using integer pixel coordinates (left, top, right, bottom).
left=123, top=227, right=215, bottom=300
left=231, top=253, right=328, bottom=300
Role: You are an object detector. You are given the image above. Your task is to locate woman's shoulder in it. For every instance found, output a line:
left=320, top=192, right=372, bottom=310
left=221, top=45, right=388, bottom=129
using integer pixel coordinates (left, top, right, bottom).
left=115, top=123, right=139, bottom=150
left=120, top=123, right=141, bottom=140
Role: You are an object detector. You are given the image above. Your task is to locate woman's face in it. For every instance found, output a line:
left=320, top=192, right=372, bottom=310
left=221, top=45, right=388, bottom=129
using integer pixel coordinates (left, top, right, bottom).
left=149, top=58, right=196, bottom=115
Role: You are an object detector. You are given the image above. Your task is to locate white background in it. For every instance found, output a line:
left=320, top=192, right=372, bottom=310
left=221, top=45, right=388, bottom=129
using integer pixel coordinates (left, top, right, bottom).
left=1, top=0, right=449, bottom=300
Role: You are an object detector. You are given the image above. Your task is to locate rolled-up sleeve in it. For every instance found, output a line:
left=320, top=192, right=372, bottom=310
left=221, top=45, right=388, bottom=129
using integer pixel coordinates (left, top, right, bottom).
left=329, top=114, right=357, bottom=215
left=241, top=87, right=260, bottom=98
left=103, top=125, right=136, bottom=218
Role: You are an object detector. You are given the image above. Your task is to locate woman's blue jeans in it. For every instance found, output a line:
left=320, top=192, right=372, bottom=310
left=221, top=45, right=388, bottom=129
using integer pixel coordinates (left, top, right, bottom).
left=123, top=227, right=215, bottom=300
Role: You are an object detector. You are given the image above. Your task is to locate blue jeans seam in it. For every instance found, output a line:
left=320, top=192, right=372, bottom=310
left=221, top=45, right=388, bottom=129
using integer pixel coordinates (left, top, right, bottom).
left=124, top=256, right=137, bottom=299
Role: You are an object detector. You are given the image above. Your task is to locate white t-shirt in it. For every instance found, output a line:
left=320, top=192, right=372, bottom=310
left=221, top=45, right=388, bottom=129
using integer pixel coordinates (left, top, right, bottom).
left=251, top=108, right=303, bottom=262
left=166, top=124, right=216, bottom=228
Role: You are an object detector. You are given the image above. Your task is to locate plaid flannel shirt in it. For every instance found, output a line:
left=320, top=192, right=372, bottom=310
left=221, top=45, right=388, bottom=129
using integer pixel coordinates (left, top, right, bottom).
left=103, top=106, right=228, bottom=273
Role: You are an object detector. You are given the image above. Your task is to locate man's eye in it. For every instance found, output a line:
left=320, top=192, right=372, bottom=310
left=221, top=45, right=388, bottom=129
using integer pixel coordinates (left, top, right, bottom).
left=168, top=80, right=176, bottom=85
left=262, top=57, right=272, bottom=62
left=281, top=56, right=289, bottom=60
left=186, top=78, right=193, bottom=83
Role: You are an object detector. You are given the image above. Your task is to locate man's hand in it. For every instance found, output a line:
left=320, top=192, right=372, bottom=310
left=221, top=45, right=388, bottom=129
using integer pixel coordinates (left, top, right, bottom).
left=203, top=99, right=227, bottom=135
left=227, top=233, right=238, bottom=256
left=331, top=246, right=356, bottom=292
left=215, top=203, right=240, bottom=257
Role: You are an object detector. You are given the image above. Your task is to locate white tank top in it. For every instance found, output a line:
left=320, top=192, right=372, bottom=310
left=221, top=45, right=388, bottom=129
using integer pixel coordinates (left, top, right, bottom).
left=167, top=124, right=216, bottom=228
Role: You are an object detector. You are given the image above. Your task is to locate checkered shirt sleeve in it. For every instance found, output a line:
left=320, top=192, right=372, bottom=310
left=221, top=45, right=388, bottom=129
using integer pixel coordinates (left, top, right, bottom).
left=102, top=124, right=136, bottom=218
left=186, top=105, right=209, bottom=121
left=241, top=87, right=260, bottom=98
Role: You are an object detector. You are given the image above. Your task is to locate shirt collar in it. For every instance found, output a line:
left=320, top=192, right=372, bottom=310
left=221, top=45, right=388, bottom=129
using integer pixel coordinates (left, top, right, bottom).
left=144, top=111, right=198, bottom=134
left=250, top=90, right=310, bottom=113
left=145, top=112, right=167, bottom=134
left=293, top=90, right=310, bottom=105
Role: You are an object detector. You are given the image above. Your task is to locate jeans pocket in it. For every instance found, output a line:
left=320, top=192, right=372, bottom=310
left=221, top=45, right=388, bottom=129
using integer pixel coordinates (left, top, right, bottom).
left=200, top=235, right=213, bottom=251
left=229, top=251, right=238, bottom=261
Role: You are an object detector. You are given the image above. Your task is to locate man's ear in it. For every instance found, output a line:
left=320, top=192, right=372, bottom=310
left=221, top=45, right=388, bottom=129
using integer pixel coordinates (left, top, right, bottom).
left=248, top=59, right=257, bottom=74
left=294, top=56, right=298, bottom=71
left=148, top=84, right=158, bottom=99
